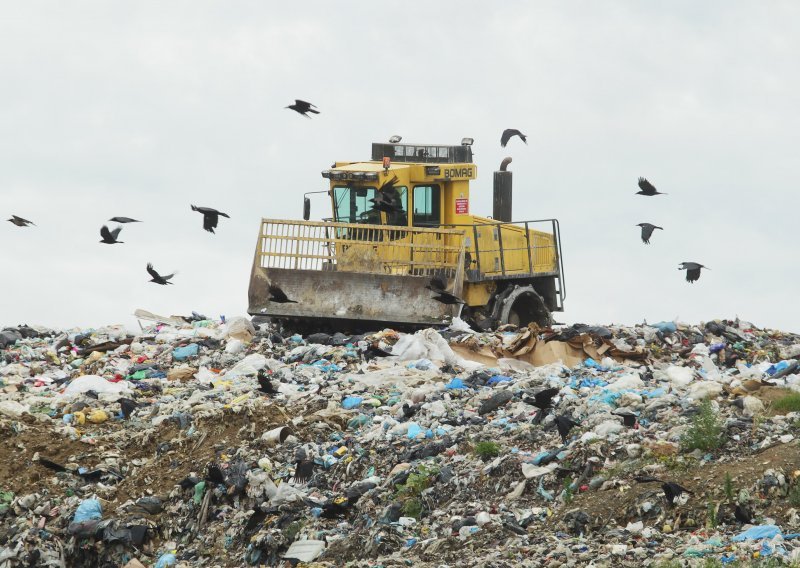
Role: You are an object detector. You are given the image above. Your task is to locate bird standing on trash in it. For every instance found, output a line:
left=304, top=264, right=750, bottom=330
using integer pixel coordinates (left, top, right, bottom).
left=256, top=369, right=278, bottom=395
left=147, top=263, right=176, bottom=285
left=636, top=223, right=663, bottom=244
left=636, top=476, right=692, bottom=506
left=191, top=205, right=230, bottom=234
left=678, top=262, right=709, bottom=283
left=613, top=409, right=638, bottom=428
left=636, top=177, right=667, bottom=196
left=500, top=129, right=527, bottom=148
left=99, top=225, right=123, bottom=244
left=7, top=215, right=35, bottom=227
left=286, top=99, right=320, bottom=118
left=292, top=448, right=314, bottom=483
left=554, top=415, right=579, bottom=444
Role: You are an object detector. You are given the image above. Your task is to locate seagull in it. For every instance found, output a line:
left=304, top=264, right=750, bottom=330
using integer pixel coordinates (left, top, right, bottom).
left=499, top=157, right=512, bottom=171
left=7, top=215, right=35, bottom=227
left=636, top=177, right=667, bottom=196
left=268, top=284, right=298, bottom=304
left=109, top=216, right=141, bottom=223
left=389, top=135, right=402, bottom=143
left=636, top=223, right=663, bottom=244
left=286, top=99, right=320, bottom=118
left=99, top=225, right=123, bottom=244
left=678, top=262, right=709, bottom=283
left=147, top=263, right=176, bottom=285
left=500, top=129, right=527, bottom=148
left=191, top=205, right=229, bottom=234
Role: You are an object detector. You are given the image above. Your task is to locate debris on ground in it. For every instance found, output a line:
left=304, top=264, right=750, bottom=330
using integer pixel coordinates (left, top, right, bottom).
left=2, top=316, right=800, bottom=566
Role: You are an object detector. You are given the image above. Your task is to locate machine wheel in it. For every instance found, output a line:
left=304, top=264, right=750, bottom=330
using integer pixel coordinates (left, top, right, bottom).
left=493, top=284, right=552, bottom=328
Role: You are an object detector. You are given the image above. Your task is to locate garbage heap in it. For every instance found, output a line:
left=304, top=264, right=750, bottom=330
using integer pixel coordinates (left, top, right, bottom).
left=2, top=315, right=800, bottom=567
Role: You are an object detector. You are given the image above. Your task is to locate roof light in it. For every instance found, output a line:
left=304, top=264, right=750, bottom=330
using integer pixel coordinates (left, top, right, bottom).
left=351, top=172, right=365, bottom=181
left=364, top=172, right=378, bottom=181
left=321, top=170, right=331, bottom=178
left=461, top=137, right=474, bottom=146
left=425, top=166, right=441, bottom=176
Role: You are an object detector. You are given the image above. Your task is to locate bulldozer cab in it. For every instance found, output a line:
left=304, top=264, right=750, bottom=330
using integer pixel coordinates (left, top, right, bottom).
left=249, top=140, right=565, bottom=330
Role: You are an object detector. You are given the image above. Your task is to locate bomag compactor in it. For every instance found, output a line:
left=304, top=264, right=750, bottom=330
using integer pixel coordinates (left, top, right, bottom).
left=248, top=139, right=565, bottom=330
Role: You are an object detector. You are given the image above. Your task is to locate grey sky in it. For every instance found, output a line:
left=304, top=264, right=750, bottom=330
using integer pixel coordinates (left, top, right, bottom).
left=2, top=1, right=798, bottom=332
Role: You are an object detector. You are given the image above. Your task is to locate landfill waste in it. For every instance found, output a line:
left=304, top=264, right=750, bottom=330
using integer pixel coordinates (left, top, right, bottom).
left=1, top=317, right=800, bottom=566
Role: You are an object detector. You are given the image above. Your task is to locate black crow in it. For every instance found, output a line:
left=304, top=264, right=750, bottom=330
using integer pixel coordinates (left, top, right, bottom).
left=389, top=135, right=402, bottom=143
left=205, top=463, right=226, bottom=485
left=256, top=369, right=278, bottom=394
left=554, top=415, right=579, bottom=443
left=637, top=223, right=663, bottom=244
left=426, top=277, right=465, bottom=305
left=400, top=402, right=421, bottom=421
left=7, top=215, right=35, bottom=227
left=99, top=225, right=123, bottom=244
left=526, top=387, right=560, bottom=424
left=118, top=397, right=140, bottom=419
left=191, top=205, right=230, bottom=234
left=734, top=503, right=753, bottom=524
left=635, top=476, right=692, bottom=506
left=363, top=343, right=393, bottom=361
left=286, top=99, right=319, bottom=118
left=636, top=177, right=667, bottom=196
left=268, top=284, right=298, bottom=304
left=147, top=263, right=176, bottom=285
left=292, top=448, right=314, bottom=483
left=109, top=217, right=140, bottom=223
left=500, top=129, right=527, bottom=148
left=679, top=262, right=709, bottom=283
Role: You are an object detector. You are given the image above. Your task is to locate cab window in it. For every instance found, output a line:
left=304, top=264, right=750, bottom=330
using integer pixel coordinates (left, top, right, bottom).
left=333, top=186, right=377, bottom=224
left=412, top=184, right=441, bottom=227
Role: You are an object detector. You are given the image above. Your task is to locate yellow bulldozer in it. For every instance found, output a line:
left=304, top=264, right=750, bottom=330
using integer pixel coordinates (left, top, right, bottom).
left=248, top=139, right=565, bottom=330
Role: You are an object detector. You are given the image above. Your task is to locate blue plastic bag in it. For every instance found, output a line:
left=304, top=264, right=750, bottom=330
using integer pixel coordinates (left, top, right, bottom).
left=652, top=321, right=677, bottom=333
left=341, top=396, right=363, bottom=410
left=154, top=553, right=177, bottom=568
left=73, top=498, right=102, bottom=522
left=406, top=422, right=423, bottom=439
left=731, top=524, right=781, bottom=542
left=445, top=378, right=467, bottom=390
left=172, top=343, right=199, bottom=361
left=487, top=375, right=513, bottom=385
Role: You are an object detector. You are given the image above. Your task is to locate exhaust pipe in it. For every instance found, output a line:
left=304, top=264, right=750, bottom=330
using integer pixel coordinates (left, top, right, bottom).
left=493, top=162, right=512, bottom=222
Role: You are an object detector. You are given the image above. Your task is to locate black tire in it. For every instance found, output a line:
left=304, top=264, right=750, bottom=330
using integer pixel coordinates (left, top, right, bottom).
left=493, top=284, right=552, bottom=328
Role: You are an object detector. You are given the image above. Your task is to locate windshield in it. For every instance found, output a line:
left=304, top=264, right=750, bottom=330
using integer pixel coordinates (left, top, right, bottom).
left=333, top=186, right=377, bottom=224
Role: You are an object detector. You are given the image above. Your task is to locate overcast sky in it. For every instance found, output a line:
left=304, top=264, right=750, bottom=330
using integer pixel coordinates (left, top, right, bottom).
left=2, top=1, right=798, bottom=333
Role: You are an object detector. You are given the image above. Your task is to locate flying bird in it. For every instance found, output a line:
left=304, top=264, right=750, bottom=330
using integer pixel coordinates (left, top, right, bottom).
left=191, top=205, right=230, bottom=234
left=526, top=387, right=560, bottom=424
left=286, top=99, right=320, bottom=118
left=500, top=129, right=527, bottom=148
left=269, top=284, right=298, bottom=304
left=636, top=177, right=667, bottom=196
left=678, top=262, right=709, bottom=283
left=147, top=263, right=176, bottom=285
left=389, top=135, right=402, bottom=143
left=554, top=415, right=579, bottom=444
left=7, top=215, right=35, bottom=227
left=99, top=225, right=123, bottom=244
left=109, top=216, right=140, bottom=223
left=499, top=157, right=512, bottom=171
left=637, top=223, right=663, bottom=244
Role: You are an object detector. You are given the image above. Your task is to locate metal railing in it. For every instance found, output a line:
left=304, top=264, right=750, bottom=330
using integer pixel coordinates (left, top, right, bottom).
left=255, top=219, right=467, bottom=279
left=440, top=218, right=566, bottom=300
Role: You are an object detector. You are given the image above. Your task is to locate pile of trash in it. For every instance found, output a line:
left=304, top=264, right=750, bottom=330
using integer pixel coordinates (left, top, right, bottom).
left=2, top=312, right=800, bottom=567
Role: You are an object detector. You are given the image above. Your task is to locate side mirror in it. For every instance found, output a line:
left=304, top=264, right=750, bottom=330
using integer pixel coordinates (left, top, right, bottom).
left=303, top=197, right=311, bottom=221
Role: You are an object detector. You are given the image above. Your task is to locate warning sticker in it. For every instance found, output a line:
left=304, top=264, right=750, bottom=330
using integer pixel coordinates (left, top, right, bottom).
left=455, top=198, right=469, bottom=215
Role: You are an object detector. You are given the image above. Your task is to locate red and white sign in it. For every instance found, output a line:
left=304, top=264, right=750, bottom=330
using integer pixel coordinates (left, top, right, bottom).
left=455, top=198, right=469, bottom=215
